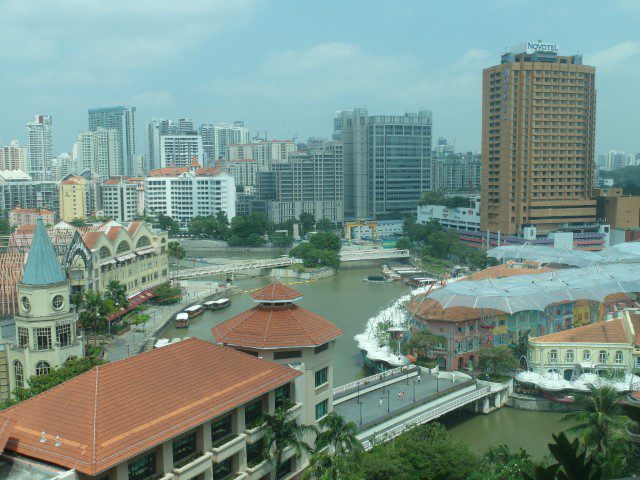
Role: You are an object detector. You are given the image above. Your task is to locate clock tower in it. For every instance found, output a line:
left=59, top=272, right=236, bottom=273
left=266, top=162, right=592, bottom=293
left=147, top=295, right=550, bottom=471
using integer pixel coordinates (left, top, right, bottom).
left=7, top=217, right=84, bottom=390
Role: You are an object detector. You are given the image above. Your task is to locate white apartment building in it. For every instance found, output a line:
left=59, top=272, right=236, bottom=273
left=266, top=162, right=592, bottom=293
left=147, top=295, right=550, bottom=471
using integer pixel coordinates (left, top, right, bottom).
left=210, top=121, right=250, bottom=160
left=416, top=195, right=481, bottom=231
left=51, top=153, right=79, bottom=181
left=0, top=141, right=27, bottom=171
left=228, top=140, right=296, bottom=171
left=160, top=134, right=204, bottom=168
left=25, top=114, right=53, bottom=181
left=145, top=163, right=236, bottom=224
left=101, top=177, right=139, bottom=222
left=221, top=158, right=258, bottom=188
left=76, top=127, right=119, bottom=180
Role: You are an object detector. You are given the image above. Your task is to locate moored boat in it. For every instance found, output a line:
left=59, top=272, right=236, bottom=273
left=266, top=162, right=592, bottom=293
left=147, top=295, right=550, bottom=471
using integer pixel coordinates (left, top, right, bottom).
left=204, top=298, right=231, bottom=310
left=184, top=304, right=204, bottom=318
left=175, top=312, right=190, bottom=328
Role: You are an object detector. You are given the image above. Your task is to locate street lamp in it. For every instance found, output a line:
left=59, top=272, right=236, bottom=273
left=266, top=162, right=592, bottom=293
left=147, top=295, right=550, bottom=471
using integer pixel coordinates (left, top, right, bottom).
left=412, top=380, right=416, bottom=402
left=357, top=383, right=361, bottom=404
left=436, top=375, right=439, bottom=393
left=359, top=402, right=363, bottom=425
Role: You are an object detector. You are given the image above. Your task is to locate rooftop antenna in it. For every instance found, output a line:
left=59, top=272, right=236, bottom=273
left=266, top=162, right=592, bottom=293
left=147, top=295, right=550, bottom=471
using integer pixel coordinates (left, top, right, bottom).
left=40, top=432, right=46, bottom=443
left=55, top=435, right=61, bottom=447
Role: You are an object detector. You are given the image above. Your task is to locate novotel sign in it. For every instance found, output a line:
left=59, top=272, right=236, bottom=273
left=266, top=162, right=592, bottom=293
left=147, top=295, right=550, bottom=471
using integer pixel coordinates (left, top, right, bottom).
left=511, top=41, right=559, bottom=55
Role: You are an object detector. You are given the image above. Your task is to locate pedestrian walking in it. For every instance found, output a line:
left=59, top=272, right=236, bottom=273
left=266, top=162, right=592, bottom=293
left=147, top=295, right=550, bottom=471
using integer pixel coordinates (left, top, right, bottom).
left=379, top=398, right=383, bottom=407
left=417, top=375, right=421, bottom=383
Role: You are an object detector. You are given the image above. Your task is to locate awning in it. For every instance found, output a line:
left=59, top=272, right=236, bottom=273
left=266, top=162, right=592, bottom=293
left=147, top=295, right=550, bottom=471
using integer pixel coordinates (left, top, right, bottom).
left=135, top=247, right=155, bottom=255
left=115, top=253, right=136, bottom=262
left=108, top=288, right=156, bottom=321
left=100, top=259, right=117, bottom=267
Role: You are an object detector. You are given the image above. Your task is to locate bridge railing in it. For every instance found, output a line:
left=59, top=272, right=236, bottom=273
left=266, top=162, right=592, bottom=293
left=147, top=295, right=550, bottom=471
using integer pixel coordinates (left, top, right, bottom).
left=360, top=386, right=491, bottom=450
left=333, top=365, right=416, bottom=396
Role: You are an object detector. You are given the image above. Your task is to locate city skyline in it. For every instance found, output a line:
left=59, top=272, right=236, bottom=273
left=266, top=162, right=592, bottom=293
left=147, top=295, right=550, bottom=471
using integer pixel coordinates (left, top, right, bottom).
left=0, top=0, right=639, bottom=155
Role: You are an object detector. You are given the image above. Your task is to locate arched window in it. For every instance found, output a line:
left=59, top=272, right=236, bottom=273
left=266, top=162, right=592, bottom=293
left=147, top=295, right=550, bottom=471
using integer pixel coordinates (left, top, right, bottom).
left=116, top=241, right=130, bottom=254
left=615, top=351, right=624, bottom=364
left=136, top=236, right=151, bottom=248
left=13, top=360, right=24, bottom=388
left=549, top=349, right=558, bottom=363
left=598, top=350, right=607, bottom=363
left=583, top=350, right=591, bottom=361
left=35, top=361, right=51, bottom=376
left=99, top=246, right=111, bottom=259
left=565, top=350, right=575, bottom=363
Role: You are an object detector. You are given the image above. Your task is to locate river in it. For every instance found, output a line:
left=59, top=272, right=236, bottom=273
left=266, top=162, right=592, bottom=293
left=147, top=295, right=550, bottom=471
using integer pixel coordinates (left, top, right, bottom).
left=167, top=252, right=564, bottom=458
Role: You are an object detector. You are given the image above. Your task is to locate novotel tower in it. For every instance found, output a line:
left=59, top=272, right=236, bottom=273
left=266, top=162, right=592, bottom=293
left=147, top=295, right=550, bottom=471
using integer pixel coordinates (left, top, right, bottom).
left=481, top=41, right=596, bottom=235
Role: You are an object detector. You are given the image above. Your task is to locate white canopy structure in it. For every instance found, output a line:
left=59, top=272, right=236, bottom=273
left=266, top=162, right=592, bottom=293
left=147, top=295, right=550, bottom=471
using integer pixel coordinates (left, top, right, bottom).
left=428, top=263, right=640, bottom=314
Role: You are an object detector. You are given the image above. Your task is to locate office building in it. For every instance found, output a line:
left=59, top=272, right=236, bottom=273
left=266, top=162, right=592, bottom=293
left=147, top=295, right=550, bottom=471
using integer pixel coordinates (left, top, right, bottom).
left=221, top=158, right=259, bottom=188
left=257, top=140, right=344, bottom=224
left=146, top=118, right=171, bottom=172
left=88, top=106, right=136, bottom=176
left=334, top=108, right=432, bottom=219
left=431, top=149, right=481, bottom=192
left=160, top=133, right=204, bottom=168
left=595, top=188, right=640, bottom=230
left=101, top=177, right=140, bottom=222
left=0, top=141, right=26, bottom=171
left=76, top=127, right=119, bottom=180
left=228, top=139, right=296, bottom=171
left=8, top=207, right=55, bottom=227
left=481, top=42, right=597, bottom=235
left=0, top=170, right=59, bottom=213
left=201, top=121, right=250, bottom=161
left=25, top=115, right=53, bottom=181
left=598, top=150, right=635, bottom=171
left=177, top=117, right=195, bottom=133
left=145, top=161, right=236, bottom=223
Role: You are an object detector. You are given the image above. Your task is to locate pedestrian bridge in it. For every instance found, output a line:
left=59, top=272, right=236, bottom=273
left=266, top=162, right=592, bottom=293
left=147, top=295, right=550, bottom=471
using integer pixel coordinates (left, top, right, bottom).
left=171, top=249, right=410, bottom=279
left=331, top=365, right=510, bottom=450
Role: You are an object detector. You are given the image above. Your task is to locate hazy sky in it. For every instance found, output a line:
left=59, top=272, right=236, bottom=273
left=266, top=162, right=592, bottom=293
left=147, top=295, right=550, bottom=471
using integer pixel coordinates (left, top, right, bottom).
left=1, top=0, right=639, bottom=155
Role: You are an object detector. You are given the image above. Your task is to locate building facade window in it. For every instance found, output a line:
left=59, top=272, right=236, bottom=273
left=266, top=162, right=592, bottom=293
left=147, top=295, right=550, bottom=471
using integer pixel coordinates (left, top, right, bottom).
left=172, top=432, right=196, bottom=466
left=314, top=343, right=329, bottom=354
left=583, top=350, right=591, bottom=361
left=549, top=349, right=558, bottom=363
left=212, top=458, right=232, bottom=480
left=13, top=360, right=24, bottom=388
left=245, top=400, right=263, bottom=429
left=315, top=367, right=328, bottom=388
left=35, top=361, right=51, bottom=376
left=247, top=439, right=264, bottom=467
left=565, top=350, right=574, bottom=363
left=273, top=350, right=302, bottom=360
left=598, top=350, right=607, bottom=363
left=615, top=351, right=623, bottom=364
left=17, top=327, right=29, bottom=349
left=211, top=415, right=232, bottom=444
left=276, top=458, right=293, bottom=479
left=315, top=399, right=328, bottom=420
left=56, top=324, right=71, bottom=347
left=128, top=451, right=156, bottom=480
left=275, top=384, right=290, bottom=410
left=36, top=327, right=52, bottom=351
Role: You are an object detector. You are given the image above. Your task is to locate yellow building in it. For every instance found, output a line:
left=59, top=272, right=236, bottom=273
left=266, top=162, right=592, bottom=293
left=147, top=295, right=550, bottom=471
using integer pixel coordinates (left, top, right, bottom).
left=59, top=175, right=87, bottom=222
left=528, top=311, right=640, bottom=380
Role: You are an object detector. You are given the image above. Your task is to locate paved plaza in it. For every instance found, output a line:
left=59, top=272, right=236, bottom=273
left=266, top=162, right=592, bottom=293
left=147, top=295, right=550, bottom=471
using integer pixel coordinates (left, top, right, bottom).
left=334, top=371, right=467, bottom=429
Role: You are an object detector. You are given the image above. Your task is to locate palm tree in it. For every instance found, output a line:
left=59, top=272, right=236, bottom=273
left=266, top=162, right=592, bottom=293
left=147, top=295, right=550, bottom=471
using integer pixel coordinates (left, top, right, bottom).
left=261, top=403, right=317, bottom=469
left=562, top=385, right=628, bottom=457
left=167, top=240, right=186, bottom=266
left=315, top=412, right=363, bottom=458
left=106, top=280, right=129, bottom=310
left=303, top=451, right=364, bottom=480
left=79, top=291, right=116, bottom=346
left=524, top=432, right=602, bottom=480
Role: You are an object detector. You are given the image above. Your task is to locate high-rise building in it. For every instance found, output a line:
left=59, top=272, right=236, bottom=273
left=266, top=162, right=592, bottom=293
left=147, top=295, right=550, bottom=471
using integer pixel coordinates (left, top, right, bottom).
left=334, top=108, right=432, bottom=219
left=177, top=117, right=195, bottom=134
left=59, top=176, right=88, bottom=222
left=25, top=115, right=53, bottom=181
left=431, top=147, right=481, bottom=192
left=481, top=42, right=597, bottom=235
left=160, top=134, right=204, bottom=168
left=0, top=170, right=59, bottom=213
left=88, top=106, right=136, bottom=176
left=210, top=121, right=250, bottom=160
left=146, top=118, right=171, bottom=172
left=76, top=128, right=119, bottom=180
left=51, top=153, right=79, bottom=181
left=100, top=177, right=139, bottom=222
left=227, top=140, right=297, bottom=171
left=0, top=140, right=27, bottom=171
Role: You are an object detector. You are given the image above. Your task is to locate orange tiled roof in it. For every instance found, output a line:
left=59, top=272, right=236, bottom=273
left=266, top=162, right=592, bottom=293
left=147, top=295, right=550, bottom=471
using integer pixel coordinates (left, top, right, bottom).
left=631, top=314, right=640, bottom=346
left=250, top=282, right=303, bottom=302
left=102, top=178, right=122, bottom=185
left=126, top=221, right=142, bottom=236
left=530, top=317, right=629, bottom=344
left=212, top=304, right=342, bottom=349
left=407, top=296, right=500, bottom=322
left=465, top=263, right=554, bottom=281
left=82, top=231, right=102, bottom=249
left=0, top=339, right=300, bottom=476
left=149, top=167, right=189, bottom=177
left=195, top=166, right=222, bottom=176
left=106, top=226, right=122, bottom=241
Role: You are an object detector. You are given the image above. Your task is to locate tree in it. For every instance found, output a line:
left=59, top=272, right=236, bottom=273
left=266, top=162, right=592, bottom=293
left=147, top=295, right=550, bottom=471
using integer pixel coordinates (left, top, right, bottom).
left=315, top=412, right=363, bottom=457
left=106, top=280, right=129, bottom=310
left=227, top=213, right=272, bottom=246
left=304, top=451, right=364, bottom=480
left=215, top=210, right=229, bottom=227
left=428, top=230, right=457, bottom=258
left=69, top=218, right=87, bottom=227
left=562, top=386, right=628, bottom=459
left=261, top=403, right=316, bottom=468
left=269, top=232, right=293, bottom=247
left=189, top=215, right=228, bottom=239
left=290, top=241, right=340, bottom=269
left=418, top=191, right=470, bottom=208
left=153, top=283, right=183, bottom=305
left=523, top=432, right=602, bottom=480
left=407, top=329, right=445, bottom=361
left=0, top=217, right=10, bottom=235
left=168, top=240, right=186, bottom=264
left=395, top=237, right=412, bottom=251
left=316, top=218, right=335, bottom=233
left=298, top=212, right=316, bottom=234
left=509, top=330, right=531, bottom=365
left=475, top=444, right=535, bottom=480
left=79, top=291, right=116, bottom=344
left=478, top=346, right=518, bottom=376
left=70, top=291, right=84, bottom=312
left=155, top=213, right=180, bottom=236
left=309, top=232, right=341, bottom=252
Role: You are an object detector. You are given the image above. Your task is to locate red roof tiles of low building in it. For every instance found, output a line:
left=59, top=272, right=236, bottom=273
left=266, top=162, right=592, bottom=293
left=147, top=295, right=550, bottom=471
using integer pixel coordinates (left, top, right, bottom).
left=195, top=166, right=222, bottom=176
left=106, top=226, right=122, bottom=241
left=0, top=339, right=300, bottom=476
left=407, top=296, right=500, bottom=322
left=82, top=231, right=102, bottom=249
left=530, top=317, right=630, bottom=344
left=465, top=263, right=554, bottom=281
left=250, top=282, right=303, bottom=302
left=149, top=167, right=189, bottom=177
left=126, top=221, right=142, bottom=236
left=212, top=303, right=343, bottom=349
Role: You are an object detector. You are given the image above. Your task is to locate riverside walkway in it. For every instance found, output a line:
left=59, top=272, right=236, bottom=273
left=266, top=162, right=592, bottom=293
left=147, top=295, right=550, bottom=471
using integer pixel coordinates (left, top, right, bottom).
left=332, top=366, right=509, bottom=449
left=171, top=249, right=411, bottom=280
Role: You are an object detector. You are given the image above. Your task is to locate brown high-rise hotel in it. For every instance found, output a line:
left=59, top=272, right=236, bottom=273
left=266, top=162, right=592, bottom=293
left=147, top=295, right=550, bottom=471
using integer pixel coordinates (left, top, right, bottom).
left=481, top=41, right=596, bottom=235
